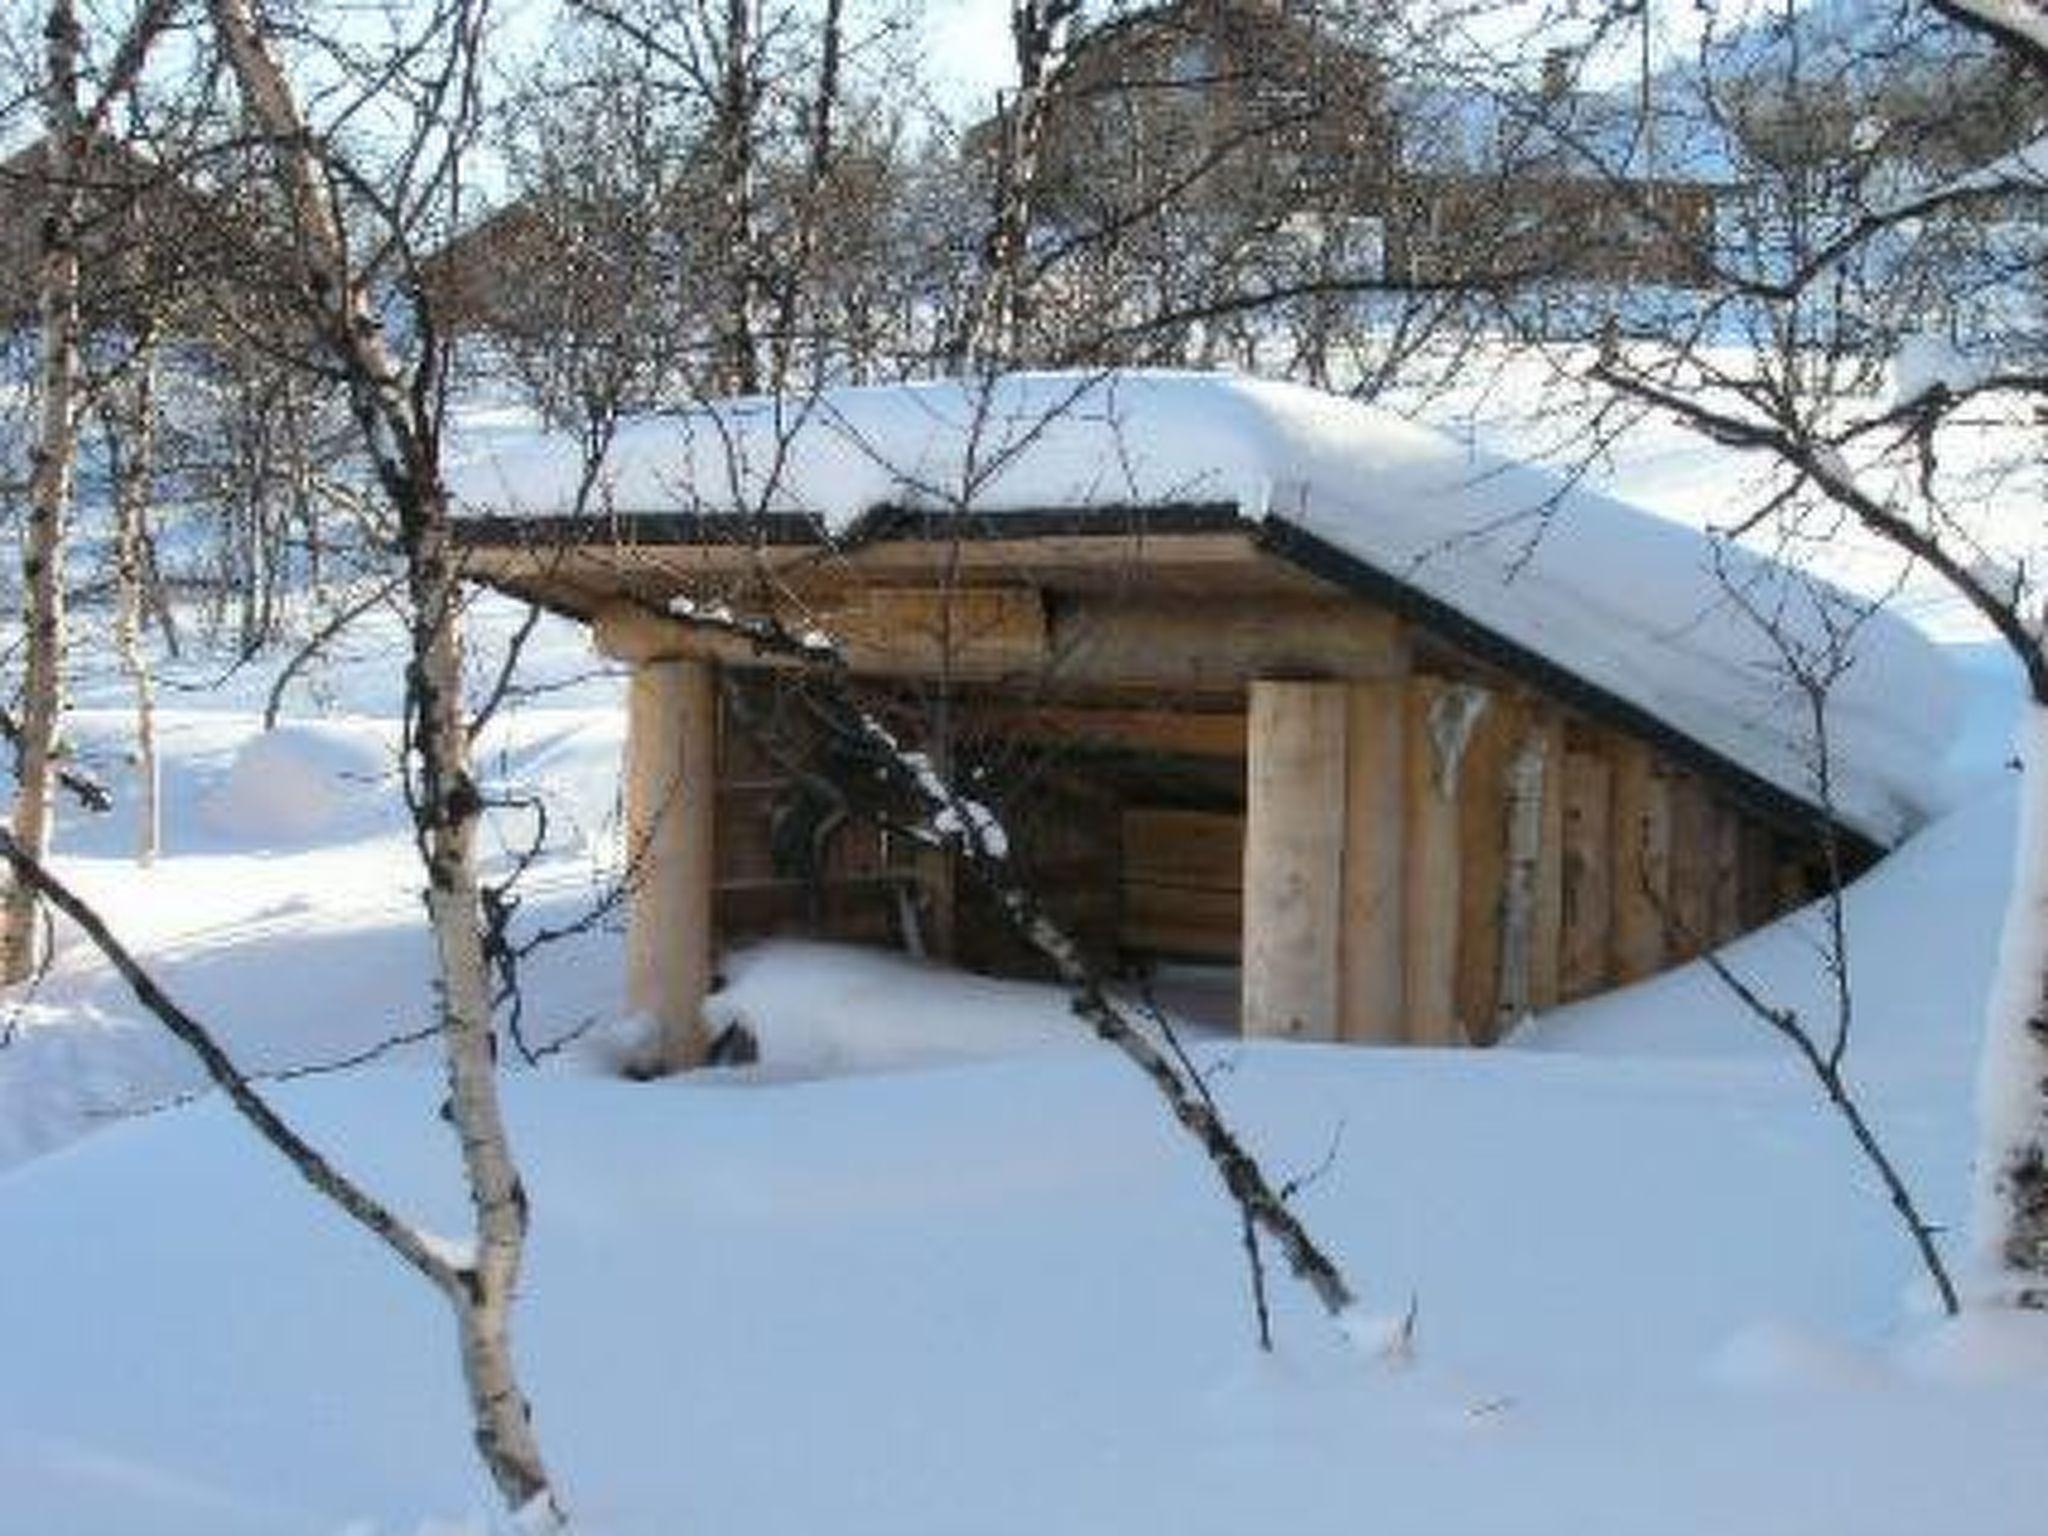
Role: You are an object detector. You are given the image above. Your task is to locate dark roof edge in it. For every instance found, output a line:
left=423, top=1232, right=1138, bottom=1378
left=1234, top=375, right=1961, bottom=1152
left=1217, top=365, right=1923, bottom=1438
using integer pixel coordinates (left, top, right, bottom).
left=1255, top=516, right=1882, bottom=858
left=450, top=499, right=1244, bottom=551
left=451, top=510, right=830, bottom=548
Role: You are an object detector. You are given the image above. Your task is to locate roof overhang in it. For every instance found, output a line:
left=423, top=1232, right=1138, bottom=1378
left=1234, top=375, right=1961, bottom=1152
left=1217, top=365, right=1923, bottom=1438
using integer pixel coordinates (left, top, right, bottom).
left=455, top=503, right=1871, bottom=858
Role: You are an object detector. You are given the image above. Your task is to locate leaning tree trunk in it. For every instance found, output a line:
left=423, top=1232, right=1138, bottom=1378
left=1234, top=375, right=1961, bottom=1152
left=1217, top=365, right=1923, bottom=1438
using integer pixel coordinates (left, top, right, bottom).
left=206, top=0, right=564, bottom=1518
left=407, top=477, right=558, bottom=1510
left=1975, top=697, right=2048, bottom=1304
left=4, top=0, right=86, bottom=985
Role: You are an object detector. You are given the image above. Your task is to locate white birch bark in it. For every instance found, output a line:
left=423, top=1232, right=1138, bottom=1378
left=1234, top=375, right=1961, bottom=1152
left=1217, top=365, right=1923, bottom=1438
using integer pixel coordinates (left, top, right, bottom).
left=3, top=0, right=85, bottom=985
left=205, top=0, right=563, bottom=1516
left=113, top=337, right=161, bottom=865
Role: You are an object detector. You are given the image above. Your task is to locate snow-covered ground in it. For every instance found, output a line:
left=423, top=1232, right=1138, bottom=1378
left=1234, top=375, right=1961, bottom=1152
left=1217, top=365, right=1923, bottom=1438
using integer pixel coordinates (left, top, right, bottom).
left=3, top=369, right=2045, bottom=1533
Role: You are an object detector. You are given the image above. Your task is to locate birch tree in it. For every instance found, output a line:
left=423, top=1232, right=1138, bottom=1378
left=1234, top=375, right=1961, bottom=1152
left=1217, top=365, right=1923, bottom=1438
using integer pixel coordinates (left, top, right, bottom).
left=201, top=0, right=565, bottom=1516
left=3, top=0, right=173, bottom=981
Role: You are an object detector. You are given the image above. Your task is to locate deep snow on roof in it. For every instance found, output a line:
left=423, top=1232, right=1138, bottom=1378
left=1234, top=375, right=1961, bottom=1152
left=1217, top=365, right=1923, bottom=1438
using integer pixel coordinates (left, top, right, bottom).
left=450, top=370, right=1960, bottom=842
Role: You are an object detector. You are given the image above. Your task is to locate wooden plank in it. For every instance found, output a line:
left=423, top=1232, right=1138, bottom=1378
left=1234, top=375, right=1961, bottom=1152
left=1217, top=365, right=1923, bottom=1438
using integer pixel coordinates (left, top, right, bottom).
left=1339, top=678, right=1406, bottom=1044
left=1455, top=698, right=1515, bottom=1045
left=597, top=590, right=1406, bottom=690
left=1609, top=738, right=1672, bottom=983
left=624, top=658, right=717, bottom=1071
left=1242, top=681, right=1349, bottom=1041
left=1527, top=710, right=1567, bottom=1012
left=1709, top=802, right=1743, bottom=946
left=1737, top=821, right=1779, bottom=930
left=1495, top=708, right=1556, bottom=1032
left=1403, top=677, right=1484, bottom=1046
left=1664, top=771, right=1715, bottom=960
left=1122, top=809, right=1245, bottom=890
left=1122, top=883, right=1243, bottom=958
left=1558, top=747, right=1612, bottom=1001
left=1051, top=596, right=1407, bottom=689
left=965, top=703, right=1247, bottom=759
left=801, top=585, right=1048, bottom=677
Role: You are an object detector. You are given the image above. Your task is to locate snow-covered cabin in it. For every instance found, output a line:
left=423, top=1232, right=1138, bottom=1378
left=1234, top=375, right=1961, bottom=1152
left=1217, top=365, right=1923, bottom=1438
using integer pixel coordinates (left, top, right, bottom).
left=452, top=371, right=1956, bottom=1063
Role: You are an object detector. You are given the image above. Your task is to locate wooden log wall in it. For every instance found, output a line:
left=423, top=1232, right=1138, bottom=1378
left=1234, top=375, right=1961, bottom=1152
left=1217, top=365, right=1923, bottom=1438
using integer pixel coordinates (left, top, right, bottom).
left=678, top=657, right=1843, bottom=1051
left=1223, top=672, right=1837, bottom=1045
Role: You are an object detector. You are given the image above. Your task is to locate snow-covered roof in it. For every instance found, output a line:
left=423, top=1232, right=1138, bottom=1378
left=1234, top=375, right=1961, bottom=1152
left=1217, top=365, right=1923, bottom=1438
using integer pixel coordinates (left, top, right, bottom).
left=451, top=370, right=1959, bottom=843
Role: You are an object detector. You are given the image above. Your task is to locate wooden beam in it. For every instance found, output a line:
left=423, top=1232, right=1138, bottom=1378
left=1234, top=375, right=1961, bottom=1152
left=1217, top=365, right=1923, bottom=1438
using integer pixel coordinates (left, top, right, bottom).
left=1050, top=596, right=1407, bottom=689
left=597, top=590, right=1407, bottom=692
left=624, top=658, right=717, bottom=1072
left=596, top=599, right=801, bottom=668
left=1609, top=739, right=1671, bottom=984
left=964, top=702, right=1246, bottom=759
left=1122, top=809, right=1244, bottom=959
left=1339, top=678, right=1406, bottom=1043
left=1558, top=747, right=1612, bottom=1001
left=1242, top=682, right=1349, bottom=1041
left=805, top=586, right=1047, bottom=676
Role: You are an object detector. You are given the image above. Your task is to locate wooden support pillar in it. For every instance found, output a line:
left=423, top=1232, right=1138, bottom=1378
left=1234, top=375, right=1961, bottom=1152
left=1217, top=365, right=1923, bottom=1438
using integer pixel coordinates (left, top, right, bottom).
left=1609, top=739, right=1671, bottom=984
left=1495, top=707, right=1561, bottom=1033
left=1339, top=679, right=1406, bottom=1043
left=1527, top=711, right=1567, bottom=1013
left=1404, top=678, right=1487, bottom=1045
left=1559, top=745, right=1612, bottom=1001
left=1455, top=699, right=1515, bottom=1043
left=1242, top=681, right=1348, bottom=1041
left=625, top=658, right=718, bottom=1072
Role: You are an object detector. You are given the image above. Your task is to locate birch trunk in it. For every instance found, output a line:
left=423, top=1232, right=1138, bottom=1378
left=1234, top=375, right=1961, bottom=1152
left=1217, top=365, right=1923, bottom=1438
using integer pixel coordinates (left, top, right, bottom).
left=206, top=0, right=563, bottom=1516
left=3, top=0, right=85, bottom=985
left=1974, top=702, right=2048, bottom=1304
left=714, top=0, right=760, bottom=393
left=971, top=0, right=1076, bottom=366
left=113, top=336, right=161, bottom=865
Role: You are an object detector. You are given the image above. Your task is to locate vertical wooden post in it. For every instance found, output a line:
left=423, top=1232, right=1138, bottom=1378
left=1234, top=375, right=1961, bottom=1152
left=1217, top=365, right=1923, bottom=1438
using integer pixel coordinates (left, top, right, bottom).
left=1339, top=678, right=1405, bottom=1043
left=625, top=658, right=717, bottom=1072
left=1455, top=699, right=1514, bottom=1043
left=1494, top=710, right=1556, bottom=1033
left=1242, top=681, right=1348, bottom=1041
left=1609, top=739, right=1671, bottom=984
left=1527, top=711, right=1567, bottom=1012
left=1664, top=772, right=1715, bottom=960
left=1404, top=677, right=1485, bottom=1045
left=1709, top=804, right=1743, bottom=947
left=1559, top=745, right=1612, bottom=1001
